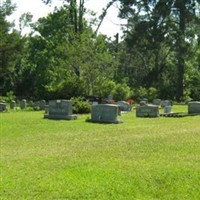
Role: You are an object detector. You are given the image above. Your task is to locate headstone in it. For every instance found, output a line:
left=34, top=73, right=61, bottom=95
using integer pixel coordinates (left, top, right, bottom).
left=92, top=101, right=98, bottom=105
left=152, top=99, right=161, bottom=106
left=188, top=101, right=200, bottom=114
left=107, top=94, right=113, bottom=100
left=91, top=104, right=123, bottom=123
left=44, top=99, right=77, bottom=120
left=117, top=101, right=131, bottom=111
left=164, top=106, right=172, bottom=114
left=44, top=105, right=49, bottom=114
left=136, top=105, right=159, bottom=117
left=161, top=100, right=171, bottom=108
left=10, top=100, right=16, bottom=109
left=139, top=99, right=148, bottom=106
left=20, top=99, right=27, bottom=109
left=39, top=100, right=46, bottom=110
left=0, top=102, right=7, bottom=112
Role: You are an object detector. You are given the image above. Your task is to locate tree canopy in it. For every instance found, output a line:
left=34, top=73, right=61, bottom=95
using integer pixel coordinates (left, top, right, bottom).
left=1, top=0, right=200, bottom=102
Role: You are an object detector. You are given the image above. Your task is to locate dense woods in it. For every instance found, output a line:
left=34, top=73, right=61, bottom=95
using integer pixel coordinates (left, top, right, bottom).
left=1, top=0, right=200, bottom=102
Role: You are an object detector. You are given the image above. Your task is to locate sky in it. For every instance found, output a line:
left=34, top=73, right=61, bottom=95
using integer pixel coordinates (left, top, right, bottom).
left=6, top=0, right=126, bottom=39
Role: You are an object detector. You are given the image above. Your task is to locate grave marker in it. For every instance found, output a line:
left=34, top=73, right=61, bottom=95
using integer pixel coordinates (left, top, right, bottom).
left=0, top=102, right=6, bottom=112
left=161, top=100, right=171, bottom=108
left=44, top=99, right=77, bottom=120
left=39, top=100, right=46, bottom=110
left=164, top=105, right=172, bottom=114
left=10, top=100, right=16, bottom=109
left=188, top=101, right=200, bottom=114
left=136, top=105, right=159, bottom=117
left=152, top=99, right=161, bottom=106
left=117, top=101, right=131, bottom=111
left=91, top=104, right=123, bottom=123
left=20, top=99, right=27, bottom=109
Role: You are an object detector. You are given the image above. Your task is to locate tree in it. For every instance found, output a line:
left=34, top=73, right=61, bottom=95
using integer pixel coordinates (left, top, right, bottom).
left=22, top=4, right=118, bottom=99
left=116, top=0, right=200, bottom=101
left=42, top=0, right=85, bottom=33
left=0, top=0, right=24, bottom=95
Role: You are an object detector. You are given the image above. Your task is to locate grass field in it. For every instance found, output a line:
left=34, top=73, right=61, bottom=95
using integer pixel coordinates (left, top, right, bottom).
left=1, top=105, right=200, bottom=199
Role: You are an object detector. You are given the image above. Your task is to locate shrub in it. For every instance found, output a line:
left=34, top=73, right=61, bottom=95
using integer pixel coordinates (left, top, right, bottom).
left=71, top=97, right=91, bottom=114
left=148, top=87, right=158, bottom=102
left=113, top=83, right=131, bottom=101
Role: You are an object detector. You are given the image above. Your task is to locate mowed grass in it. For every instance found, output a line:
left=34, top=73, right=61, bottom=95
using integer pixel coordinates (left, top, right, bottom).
left=0, top=105, right=200, bottom=199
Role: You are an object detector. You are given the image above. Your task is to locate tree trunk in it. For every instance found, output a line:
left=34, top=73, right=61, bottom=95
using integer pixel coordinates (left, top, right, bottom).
left=176, top=1, right=186, bottom=101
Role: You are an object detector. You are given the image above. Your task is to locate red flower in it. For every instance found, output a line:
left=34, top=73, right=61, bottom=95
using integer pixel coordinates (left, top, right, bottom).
left=126, top=98, right=134, bottom=104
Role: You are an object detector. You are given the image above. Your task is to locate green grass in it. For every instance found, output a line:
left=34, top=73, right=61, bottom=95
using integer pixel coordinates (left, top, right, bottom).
left=1, top=105, right=200, bottom=199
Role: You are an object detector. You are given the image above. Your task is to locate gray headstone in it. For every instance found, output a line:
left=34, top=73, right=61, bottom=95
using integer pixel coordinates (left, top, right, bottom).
left=107, top=94, right=113, bottom=100
left=44, top=99, right=77, bottom=120
left=188, top=101, right=200, bottom=114
left=164, top=106, right=172, bottom=114
left=161, top=100, right=171, bottom=108
left=10, top=100, right=16, bottom=109
left=91, top=104, right=123, bottom=123
left=139, top=100, right=148, bottom=106
left=20, top=99, right=27, bottom=109
left=136, top=105, right=159, bottom=117
left=39, top=100, right=46, bottom=110
left=0, top=102, right=7, bottom=112
left=117, top=101, right=131, bottom=111
left=152, top=99, right=161, bottom=106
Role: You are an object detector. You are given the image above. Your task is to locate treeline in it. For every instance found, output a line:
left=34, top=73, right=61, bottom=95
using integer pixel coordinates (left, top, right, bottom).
left=1, top=0, right=200, bottom=102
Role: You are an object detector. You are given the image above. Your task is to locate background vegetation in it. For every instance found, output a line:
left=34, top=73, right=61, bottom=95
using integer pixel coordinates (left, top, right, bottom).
left=1, top=0, right=200, bottom=102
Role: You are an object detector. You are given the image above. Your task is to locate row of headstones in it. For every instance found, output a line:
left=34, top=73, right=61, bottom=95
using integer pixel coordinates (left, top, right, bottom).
left=45, top=99, right=199, bottom=122
left=2, top=98, right=200, bottom=122
left=0, top=99, right=47, bottom=111
left=0, top=98, right=130, bottom=114
left=139, top=99, right=173, bottom=116
left=136, top=101, right=200, bottom=117
left=44, top=99, right=123, bottom=123
left=140, top=99, right=172, bottom=107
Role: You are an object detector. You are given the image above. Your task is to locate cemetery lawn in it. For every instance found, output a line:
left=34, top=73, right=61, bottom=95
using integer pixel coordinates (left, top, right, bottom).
left=1, top=105, right=200, bottom=200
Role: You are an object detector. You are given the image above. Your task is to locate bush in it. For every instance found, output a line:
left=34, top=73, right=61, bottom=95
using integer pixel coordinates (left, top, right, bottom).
left=132, top=87, right=148, bottom=101
left=132, top=87, right=158, bottom=102
left=148, top=87, right=158, bottom=102
left=71, top=97, right=91, bottom=114
left=113, top=83, right=131, bottom=101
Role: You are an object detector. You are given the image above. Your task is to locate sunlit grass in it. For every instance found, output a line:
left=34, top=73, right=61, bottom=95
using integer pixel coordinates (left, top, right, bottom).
left=1, top=105, right=200, bottom=199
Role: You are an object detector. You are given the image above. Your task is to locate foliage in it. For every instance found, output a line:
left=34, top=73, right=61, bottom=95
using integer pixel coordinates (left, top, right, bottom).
left=116, top=0, right=200, bottom=101
left=96, top=80, right=116, bottom=98
left=6, top=91, right=16, bottom=102
left=0, top=0, right=24, bottom=95
left=148, top=87, right=158, bottom=102
left=19, top=5, right=117, bottom=99
left=132, top=86, right=159, bottom=102
left=71, top=97, right=91, bottom=114
left=1, top=0, right=200, bottom=103
left=113, top=82, right=131, bottom=101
